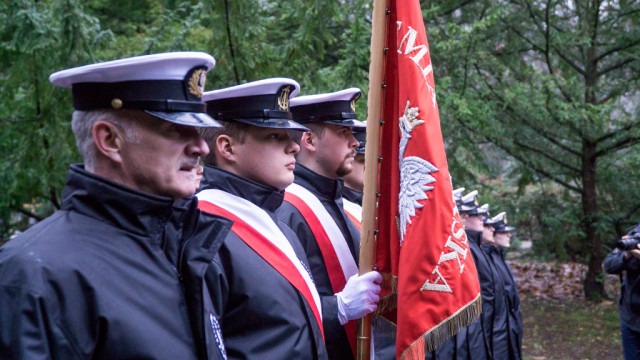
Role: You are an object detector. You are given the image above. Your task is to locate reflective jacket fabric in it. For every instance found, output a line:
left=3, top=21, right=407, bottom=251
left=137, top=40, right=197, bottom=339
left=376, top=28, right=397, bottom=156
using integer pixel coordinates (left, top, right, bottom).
left=277, top=164, right=360, bottom=360
left=481, top=244, right=510, bottom=360
left=0, top=165, right=231, bottom=360
left=489, top=248, right=522, bottom=360
left=200, top=166, right=328, bottom=360
left=605, top=248, right=640, bottom=332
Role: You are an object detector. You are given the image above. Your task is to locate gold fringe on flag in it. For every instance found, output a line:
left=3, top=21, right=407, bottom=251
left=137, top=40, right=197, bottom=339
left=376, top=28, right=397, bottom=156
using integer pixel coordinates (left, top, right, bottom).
left=399, top=293, right=482, bottom=360
left=373, top=272, right=398, bottom=316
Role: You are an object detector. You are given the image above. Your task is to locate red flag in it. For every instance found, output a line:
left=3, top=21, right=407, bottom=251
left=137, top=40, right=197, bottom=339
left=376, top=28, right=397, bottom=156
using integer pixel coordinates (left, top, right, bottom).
left=369, top=0, right=482, bottom=358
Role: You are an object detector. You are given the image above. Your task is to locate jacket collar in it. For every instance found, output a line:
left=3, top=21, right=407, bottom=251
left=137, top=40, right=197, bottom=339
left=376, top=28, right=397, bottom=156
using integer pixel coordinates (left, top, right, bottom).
left=342, top=186, right=363, bottom=205
left=61, top=164, right=174, bottom=241
left=293, top=164, right=343, bottom=201
left=465, top=229, right=483, bottom=246
left=199, top=165, right=285, bottom=213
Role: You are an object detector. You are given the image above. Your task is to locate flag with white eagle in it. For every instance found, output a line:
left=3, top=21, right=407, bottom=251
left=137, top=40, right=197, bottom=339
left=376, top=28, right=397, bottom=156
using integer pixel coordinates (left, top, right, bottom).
left=369, top=0, right=482, bottom=358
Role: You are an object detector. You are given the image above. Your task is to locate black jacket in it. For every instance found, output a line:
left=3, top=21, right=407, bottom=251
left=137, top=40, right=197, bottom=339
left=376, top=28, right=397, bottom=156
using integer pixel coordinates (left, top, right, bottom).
left=0, top=165, right=231, bottom=360
left=427, top=230, right=494, bottom=360
left=342, top=186, right=363, bottom=206
left=201, top=166, right=328, bottom=360
left=605, top=248, right=640, bottom=331
left=481, top=243, right=510, bottom=360
left=277, top=164, right=360, bottom=360
left=487, top=247, right=522, bottom=360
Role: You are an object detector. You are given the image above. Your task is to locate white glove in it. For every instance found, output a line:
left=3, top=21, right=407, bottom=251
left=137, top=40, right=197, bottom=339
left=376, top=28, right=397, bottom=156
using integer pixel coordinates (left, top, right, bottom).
left=336, top=271, right=382, bottom=325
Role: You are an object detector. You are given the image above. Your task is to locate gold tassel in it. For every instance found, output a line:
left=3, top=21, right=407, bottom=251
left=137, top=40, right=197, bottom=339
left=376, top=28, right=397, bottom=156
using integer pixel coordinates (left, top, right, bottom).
left=399, top=293, right=482, bottom=360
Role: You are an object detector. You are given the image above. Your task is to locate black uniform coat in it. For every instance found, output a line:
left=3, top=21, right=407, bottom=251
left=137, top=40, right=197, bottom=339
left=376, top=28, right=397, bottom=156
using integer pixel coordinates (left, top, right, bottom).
left=481, top=244, right=510, bottom=360
left=605, top=248, right=640, bottom=332
left=488, top=247, right=523, bottom=360
left=201, top=166, right=328, bottom=360
left=342, top=186, right=363, bottom=206
left=0, top=165, right=231, bottom=360
left=428, top=230, right=492, bottom=360
left=277, top=164, right=360, bottom=360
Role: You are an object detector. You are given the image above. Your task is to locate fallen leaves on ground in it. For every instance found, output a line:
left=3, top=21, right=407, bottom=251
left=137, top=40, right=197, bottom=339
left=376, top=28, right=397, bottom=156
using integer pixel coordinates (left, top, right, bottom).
left=507, top=260, right=619, bottom=301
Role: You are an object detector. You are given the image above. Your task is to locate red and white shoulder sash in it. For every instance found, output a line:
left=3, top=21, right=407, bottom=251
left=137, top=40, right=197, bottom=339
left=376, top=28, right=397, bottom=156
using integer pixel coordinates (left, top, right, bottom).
left=284, top=183, right=359, bottom=356
left=342, top=198, right=362, bottom=231
left=197, top=189, right=323, bottom=339
left=284, top=183, right=358, bottom=285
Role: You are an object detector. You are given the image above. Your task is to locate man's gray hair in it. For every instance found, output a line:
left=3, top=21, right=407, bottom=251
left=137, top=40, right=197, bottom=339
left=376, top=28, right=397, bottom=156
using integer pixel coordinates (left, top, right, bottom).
left=71, top=110, right=139, bottom=170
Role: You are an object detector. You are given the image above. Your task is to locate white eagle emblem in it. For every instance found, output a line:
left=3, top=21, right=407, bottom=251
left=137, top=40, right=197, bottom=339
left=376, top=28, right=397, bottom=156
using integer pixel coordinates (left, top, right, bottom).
left=398, top=101, right=438, bottom=245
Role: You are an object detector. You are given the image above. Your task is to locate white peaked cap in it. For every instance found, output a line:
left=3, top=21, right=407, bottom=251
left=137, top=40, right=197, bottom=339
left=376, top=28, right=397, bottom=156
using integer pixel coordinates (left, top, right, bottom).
left=202, top=78, right=300, bottom=101
left=50, top=52, right=216, bottom=87
left=290, top=87, right=360, bottom=106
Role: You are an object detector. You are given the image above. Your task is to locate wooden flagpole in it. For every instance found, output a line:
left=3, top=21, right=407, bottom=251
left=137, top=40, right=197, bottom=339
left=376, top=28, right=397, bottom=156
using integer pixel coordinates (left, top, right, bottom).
left=356, top=0, right=388, bottom=358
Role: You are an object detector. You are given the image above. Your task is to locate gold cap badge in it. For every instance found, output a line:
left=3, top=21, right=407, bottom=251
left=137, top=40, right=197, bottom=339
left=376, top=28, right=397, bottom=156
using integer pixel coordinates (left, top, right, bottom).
left=350, top=93, right=360, bottom=112
left=278, top=86, right=291, bottom=111
left=188, top=69, right=206, bottom=98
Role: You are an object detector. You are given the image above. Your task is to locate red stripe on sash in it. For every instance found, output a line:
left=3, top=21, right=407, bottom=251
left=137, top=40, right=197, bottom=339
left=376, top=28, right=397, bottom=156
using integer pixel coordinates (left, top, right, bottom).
left=198, top=200, right=325, bottom=341
left=345, top=211, right=362, bottom=232
left=283, top=192, right=357, bottom=357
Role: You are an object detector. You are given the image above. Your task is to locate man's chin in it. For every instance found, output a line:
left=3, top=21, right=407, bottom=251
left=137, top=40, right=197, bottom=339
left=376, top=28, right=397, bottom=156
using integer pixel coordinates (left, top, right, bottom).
left=336, top=165, right=353, bottom=178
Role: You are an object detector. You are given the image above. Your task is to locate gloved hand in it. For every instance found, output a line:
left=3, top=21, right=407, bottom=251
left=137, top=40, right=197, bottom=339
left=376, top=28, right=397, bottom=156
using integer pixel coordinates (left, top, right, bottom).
left=336, top=271, right=382, bottom=325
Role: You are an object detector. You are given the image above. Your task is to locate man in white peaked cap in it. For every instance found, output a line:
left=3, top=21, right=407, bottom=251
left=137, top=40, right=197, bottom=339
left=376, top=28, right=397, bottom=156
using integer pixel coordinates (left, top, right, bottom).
left=0, top=52, right=230, bottom=360
left=277, top=88, right=382, bottom=360
left=196, top=78, right=328, bottom=359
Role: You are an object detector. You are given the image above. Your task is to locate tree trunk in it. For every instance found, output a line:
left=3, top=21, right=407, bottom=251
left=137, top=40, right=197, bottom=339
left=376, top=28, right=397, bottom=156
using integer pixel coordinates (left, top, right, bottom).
left=582, top=139, right=605, bottom=300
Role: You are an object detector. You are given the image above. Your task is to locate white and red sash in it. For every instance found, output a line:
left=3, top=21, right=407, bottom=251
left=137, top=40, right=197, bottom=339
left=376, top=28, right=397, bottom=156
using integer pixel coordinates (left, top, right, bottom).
left=342, top=198, right=362, bottom=232
left=283, top=183, right=358, bottom=356
left=197, top=189, right=324, bottom=340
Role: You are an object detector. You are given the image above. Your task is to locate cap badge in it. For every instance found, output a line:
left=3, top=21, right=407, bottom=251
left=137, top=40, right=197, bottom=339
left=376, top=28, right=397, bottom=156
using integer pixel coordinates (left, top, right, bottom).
left=278, top=86, right=291, bottom=111
left=188, top=68, right=206, bottom=98
left=350, top=93, right=360, bottom=112
left=503, top=214, right=508, bottom=224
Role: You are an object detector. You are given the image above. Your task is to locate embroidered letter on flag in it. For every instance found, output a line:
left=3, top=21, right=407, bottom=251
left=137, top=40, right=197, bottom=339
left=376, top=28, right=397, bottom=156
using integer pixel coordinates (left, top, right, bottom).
left=368, top=0, right=482, bottom=358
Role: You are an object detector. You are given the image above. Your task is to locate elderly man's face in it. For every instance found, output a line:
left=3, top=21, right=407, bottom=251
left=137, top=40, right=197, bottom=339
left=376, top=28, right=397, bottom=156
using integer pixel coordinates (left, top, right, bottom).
left=119, top=113, right=209, bottom=200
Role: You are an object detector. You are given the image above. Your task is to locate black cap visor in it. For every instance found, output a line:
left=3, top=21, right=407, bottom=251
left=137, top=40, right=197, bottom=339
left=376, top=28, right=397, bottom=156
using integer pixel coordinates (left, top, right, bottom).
left=234, top=117, right=309, bottom=132
left=146, top=111, right=222, bottom=128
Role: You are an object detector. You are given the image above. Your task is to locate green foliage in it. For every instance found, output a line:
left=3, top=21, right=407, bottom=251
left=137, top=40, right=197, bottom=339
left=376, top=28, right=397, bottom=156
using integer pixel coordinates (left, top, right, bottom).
left=426, top=0, right=640, bottom=272
left=0, top=0, right=373, bottom=240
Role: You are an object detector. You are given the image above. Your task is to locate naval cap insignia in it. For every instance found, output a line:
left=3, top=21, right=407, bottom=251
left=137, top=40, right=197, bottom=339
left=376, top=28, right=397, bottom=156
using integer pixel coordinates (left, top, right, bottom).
left=188, top=68, right=206, bottom=98
left=278, top=86, right=291, bottom=111
left=350, top=93, right=360, bottom=112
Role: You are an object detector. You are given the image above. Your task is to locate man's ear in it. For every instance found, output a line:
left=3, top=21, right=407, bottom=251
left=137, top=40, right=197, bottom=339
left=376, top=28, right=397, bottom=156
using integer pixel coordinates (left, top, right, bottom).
left=92, top=121, right=125, bottom=163
left=216, top=134, right=237, bottom=163
left=300, top=131, right=317, bottom=153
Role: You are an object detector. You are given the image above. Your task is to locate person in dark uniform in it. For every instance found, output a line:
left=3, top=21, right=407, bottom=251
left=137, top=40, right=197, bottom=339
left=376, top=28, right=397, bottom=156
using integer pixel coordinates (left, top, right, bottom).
left=197, top=78, right=328, bottom=359
left=605, top=223, right=640, bottom=360
left=0, top=52, right=231, bottom=360
left=341, top=130, right=366, bottom=206
left=277, top=88, right=382, bottom=360
left=488, top=212, right=523, bottom=360
left=429, top=191, right=501, bottom=360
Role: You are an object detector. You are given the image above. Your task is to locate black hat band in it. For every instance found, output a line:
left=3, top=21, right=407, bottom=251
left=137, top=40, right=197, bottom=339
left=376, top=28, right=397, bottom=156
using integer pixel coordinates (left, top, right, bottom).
left=211, top=109, right=292, bottom=122
left=296, top=112, right=357, bottom=124
left=72, top=80, right=205, bottom=112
